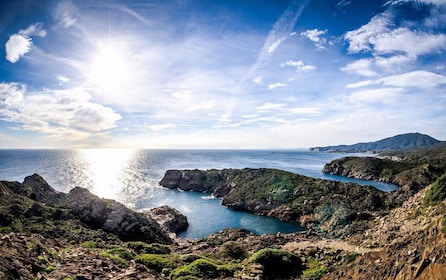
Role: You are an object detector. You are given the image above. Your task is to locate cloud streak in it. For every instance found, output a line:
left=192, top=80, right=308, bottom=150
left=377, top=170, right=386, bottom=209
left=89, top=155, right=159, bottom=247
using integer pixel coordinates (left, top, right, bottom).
left=242, top=0, right=311, bottom=82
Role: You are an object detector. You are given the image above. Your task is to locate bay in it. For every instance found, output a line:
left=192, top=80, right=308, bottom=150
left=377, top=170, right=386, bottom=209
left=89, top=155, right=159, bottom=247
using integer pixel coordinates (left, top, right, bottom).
left=0, top=149, right=398, bottom=238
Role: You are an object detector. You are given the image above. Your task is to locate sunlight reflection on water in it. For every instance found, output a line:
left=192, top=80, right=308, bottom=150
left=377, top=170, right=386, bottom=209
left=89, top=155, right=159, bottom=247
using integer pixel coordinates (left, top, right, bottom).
left=78, top=149, right=137, bottom=199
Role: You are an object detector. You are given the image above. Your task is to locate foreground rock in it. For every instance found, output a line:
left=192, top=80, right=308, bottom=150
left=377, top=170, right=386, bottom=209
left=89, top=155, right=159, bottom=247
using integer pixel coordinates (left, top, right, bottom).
left=1, top=174, right=172, bottom=244
left=160, top=168, right=388, bottom=237
left=147, top=205, right=189, bottom=234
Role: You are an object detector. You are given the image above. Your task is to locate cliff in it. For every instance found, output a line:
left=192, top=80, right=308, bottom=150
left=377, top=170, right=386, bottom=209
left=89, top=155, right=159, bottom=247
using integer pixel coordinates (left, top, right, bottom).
left=310, top=132, right=441, bottom=153
left=322, top=143, right=446, bottom=207
left=160, top=168, right=388, bottom=238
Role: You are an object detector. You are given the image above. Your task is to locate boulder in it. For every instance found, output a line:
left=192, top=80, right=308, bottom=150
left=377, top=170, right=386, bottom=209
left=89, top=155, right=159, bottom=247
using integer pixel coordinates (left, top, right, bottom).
left=147, top=205, right=189, bottom=233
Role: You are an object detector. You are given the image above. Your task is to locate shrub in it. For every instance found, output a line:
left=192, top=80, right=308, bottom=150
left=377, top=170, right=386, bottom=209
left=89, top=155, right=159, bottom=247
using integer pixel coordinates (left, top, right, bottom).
left=424, top=173, right=446, bottom=206
left=128, top=241, right=171, bottom=254
left=170, top=259, right=235, bottom=279
left=218, top=241, right=247, bottom=260
left=107, top=247, right=134, bottom=260
left=247, top=248, right=302, bottom=279
left=100, top=251, right=129, bottom=267
left=134, top=254, right=177, bottom=272
left=81, top=241, right=97, bottom=249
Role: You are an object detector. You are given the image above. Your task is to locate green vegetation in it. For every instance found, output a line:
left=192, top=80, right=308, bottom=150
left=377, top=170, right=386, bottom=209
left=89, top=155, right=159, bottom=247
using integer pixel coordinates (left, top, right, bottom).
left=134, top=254, right=179, bottom=272
left=217, top=241, right=247, bottom=260
left=246, top=248, right=302, bottom=279
left=100, top=251, right=129, bottom=267
left=128, top=241, right=171, bottom=254
left=424, top=173, right=446, bottom=206
left=170, top=259, right=237, bottom=280
left=81, top=241, right=97, bottom=249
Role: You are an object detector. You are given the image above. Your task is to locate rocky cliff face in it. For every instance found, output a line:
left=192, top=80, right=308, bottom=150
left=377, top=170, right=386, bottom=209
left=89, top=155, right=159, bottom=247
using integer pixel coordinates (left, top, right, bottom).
left=160, top=168, right=388, bottom=238
left=1, top=174, right=172, bottom=244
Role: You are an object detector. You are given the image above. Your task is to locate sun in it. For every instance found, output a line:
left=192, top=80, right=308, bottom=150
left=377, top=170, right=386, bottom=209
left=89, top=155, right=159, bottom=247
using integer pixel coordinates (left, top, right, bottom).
left=87, top=41, right=131, bottom=89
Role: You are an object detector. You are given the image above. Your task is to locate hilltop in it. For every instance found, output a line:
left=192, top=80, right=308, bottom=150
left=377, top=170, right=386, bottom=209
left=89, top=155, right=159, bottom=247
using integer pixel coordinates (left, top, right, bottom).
left=310, top=133, right=442, bottom=153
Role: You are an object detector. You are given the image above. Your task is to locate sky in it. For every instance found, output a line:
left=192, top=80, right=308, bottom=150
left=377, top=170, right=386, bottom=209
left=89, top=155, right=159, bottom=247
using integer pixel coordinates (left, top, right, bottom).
left=0, top=0, right=445, bottom=149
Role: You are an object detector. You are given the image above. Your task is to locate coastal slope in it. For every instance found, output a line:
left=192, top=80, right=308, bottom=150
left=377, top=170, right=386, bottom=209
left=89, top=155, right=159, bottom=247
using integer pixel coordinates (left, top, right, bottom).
left=310, top=132, right=441, bottom=153
left=160, top=168, right=388, bottom=238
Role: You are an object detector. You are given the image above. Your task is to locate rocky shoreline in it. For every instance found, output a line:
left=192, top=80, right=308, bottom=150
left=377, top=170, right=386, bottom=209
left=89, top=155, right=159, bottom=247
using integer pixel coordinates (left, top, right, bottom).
left=1, top=144, right=446, bottom=279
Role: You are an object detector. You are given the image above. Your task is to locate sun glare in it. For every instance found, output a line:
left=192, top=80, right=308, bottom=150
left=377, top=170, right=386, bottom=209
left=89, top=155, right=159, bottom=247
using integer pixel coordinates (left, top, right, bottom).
left=88, top=42, right=131, bottom=89
left=79, top=149, right=136, bottom=199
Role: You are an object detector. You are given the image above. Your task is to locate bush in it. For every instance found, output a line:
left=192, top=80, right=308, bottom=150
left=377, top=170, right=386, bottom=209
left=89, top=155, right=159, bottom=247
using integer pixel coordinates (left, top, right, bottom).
left=218, top=241, right=247, bottom=260
left=81, top=241, right=97, bottom=248
left=424, top=173, right=446, bottom=206
left=247, top=248, right=302, bottom=279
left=170, top=259, right=235, bottom=279
left=134, top=254, right=177, bottom=272
left=107, top=247, right=134, bottom=260
left=128, top=241, right=171, bottom=254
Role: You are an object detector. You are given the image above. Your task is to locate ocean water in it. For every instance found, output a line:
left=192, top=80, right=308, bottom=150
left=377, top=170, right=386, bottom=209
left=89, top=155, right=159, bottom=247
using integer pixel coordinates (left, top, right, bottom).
left=0, top=149, right=398, bottom=238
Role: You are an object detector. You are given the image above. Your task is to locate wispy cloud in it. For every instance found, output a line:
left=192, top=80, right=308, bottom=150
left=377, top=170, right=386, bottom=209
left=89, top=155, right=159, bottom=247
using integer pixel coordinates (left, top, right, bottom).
left=54, top=1, right=78, bottom=28
left=281, top=60, right=316, bottom=74
left=242, top=0, right=311, bottom=82
left=268, top=83, right=286, bottom=90
left=5, top=23, right=46, bottom=63
left=348, top=71, right=446, bottom=88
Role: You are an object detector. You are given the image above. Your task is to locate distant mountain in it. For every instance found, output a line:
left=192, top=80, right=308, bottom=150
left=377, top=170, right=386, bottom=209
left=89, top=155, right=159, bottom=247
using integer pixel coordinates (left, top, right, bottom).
left=310, top=133, right=442, bottom=153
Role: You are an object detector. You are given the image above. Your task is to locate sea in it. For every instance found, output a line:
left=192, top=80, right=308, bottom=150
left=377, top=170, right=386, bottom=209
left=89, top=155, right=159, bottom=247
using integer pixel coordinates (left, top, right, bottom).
left=0, top=149, right=398, bottom=238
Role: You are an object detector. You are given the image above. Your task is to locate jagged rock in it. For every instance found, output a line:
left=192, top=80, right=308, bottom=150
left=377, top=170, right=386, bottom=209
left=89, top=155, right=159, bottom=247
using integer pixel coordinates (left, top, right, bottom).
left=147, top=205, right=188, bottom=234
left=22, top=174, right=58, bottom=202
left=60, top=187, right=172, bottom=244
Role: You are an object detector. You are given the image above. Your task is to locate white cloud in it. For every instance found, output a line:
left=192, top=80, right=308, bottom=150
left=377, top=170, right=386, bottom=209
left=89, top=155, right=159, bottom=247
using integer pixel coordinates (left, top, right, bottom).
left=252, top=76, right=262, bottom=84
left=19, top=23, right=47, bottom=37
left=371, top=28, right=446, bottom=58
left=257, top=102, right=286, bottom=112
left=347, top=87, right=403, bottom=105
left=5, top=23, right=46, bottom=63
left=148, top=124, right=177, bottom=132
left=378, top=71, right=446, bottom=88
left=340, top=59, right=378, bottom=77
left=344, top=12, right=392, bottom=54
left=54, top=1, right=77, bottom=28
left=5, top=35, right=31, bottom=63
left=268, top=37, right=287, bottom=54
left=288, top=107, right=321, bottom=115
left=268, top=83, right=286, bottom=90
left=301, top=29, right=328, bottom=49
left=57, top=75, right=70, bottom=84
left=281, top=60, right=316, bottom=74
left=0, top=83, right=121, bottom=142
left=347, top=71, right=446, bottom=89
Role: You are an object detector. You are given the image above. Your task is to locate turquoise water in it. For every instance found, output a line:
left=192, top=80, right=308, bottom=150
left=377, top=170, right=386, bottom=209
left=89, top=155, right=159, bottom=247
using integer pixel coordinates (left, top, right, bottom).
left=0, top=149, right=397, bottom=238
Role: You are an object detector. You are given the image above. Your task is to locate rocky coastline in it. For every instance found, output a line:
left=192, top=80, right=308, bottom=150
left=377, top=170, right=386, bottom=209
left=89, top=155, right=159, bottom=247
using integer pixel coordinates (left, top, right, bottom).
left=1, top=144, right=446, bottom=279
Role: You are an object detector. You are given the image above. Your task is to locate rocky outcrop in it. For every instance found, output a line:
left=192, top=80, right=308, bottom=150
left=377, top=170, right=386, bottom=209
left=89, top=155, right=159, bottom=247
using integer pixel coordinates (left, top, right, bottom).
left=60, top=187, right=172, bottom=244
left=147, top=205, right=189, bottom=234
left=0, top=174, right=172, bottom=244
left=160, top=168, right=388, bottom=237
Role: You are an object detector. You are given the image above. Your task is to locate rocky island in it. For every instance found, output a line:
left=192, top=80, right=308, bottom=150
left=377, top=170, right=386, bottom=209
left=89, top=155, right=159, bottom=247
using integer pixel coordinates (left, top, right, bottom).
left=1, top=136, right=446, bottom=279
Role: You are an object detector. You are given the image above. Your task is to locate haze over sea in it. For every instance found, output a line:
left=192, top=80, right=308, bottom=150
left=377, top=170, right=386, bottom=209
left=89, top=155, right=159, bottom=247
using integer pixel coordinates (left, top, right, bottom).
left=0, top=149, right=397, bottom=238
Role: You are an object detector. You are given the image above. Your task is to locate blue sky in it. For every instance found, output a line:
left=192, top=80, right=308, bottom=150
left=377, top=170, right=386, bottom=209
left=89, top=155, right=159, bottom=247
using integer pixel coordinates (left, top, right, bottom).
left=0, top=0, right=445, bottom=149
